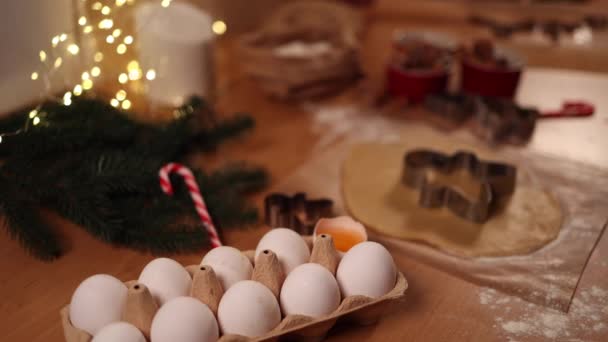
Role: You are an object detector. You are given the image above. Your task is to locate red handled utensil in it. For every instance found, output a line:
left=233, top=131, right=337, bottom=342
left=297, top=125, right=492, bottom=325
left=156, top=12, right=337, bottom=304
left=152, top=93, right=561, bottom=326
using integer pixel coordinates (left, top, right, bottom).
left=539, top=101, right=595, bottom=119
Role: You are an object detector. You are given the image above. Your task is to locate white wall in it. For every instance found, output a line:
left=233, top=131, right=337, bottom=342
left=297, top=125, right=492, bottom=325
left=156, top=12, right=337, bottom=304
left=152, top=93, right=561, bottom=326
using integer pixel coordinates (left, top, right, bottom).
left=0, top=0, right=74, bottom=114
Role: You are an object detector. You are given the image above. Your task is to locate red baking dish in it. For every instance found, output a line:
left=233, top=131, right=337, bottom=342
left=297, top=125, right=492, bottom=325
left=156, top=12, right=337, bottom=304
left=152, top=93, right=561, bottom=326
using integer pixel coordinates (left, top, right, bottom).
left=461, top=47, right=523, bottom=99
left=386, top=66, right=449, bottom=103
left=386, top=31, right=456, bottom=103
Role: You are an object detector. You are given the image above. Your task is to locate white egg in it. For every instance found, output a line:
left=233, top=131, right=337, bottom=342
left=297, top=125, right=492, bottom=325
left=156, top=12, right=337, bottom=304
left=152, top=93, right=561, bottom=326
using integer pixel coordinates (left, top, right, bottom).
left=280, top=263, right=340, bottom=317
left=201, top=246, right=253, bottom=290
left=218, top=280, right=281, bottom=337
left=255, top=228, right=310, bottom=275
left=138, top=258, right=191, bottom=306
left=151, top=296, right=218, bottom=342
left=69, top=274, right=128, bottom=335
left=92, top=322, right=145, bottom=342
left=336, top=241, right=396, bottom=298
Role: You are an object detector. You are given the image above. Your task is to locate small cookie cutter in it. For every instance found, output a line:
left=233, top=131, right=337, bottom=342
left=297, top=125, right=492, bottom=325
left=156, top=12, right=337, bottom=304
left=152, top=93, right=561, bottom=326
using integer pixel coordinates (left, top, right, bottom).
left=425, top=93, right=538, bottom=145
left=474, top=96, right=538, bottom=145
left=425, top=93, right=476, bottom=124
left=402, top=149, right=517, bottom=223
left=264, top=192, right=334, bottom=235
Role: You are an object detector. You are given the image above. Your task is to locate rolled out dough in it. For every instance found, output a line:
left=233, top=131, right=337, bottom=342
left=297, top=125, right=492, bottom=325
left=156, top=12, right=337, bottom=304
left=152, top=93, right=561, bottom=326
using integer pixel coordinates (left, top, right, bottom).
left=342, top=143, right=563, bottom=258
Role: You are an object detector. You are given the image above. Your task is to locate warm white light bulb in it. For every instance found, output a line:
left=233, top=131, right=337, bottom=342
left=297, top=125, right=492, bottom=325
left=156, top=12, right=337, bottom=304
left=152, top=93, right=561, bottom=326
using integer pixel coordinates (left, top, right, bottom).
left=83, top=25, right=93, bottom=34
left=118, top=73, right=128, bottom=84
left=127, top=60, right=139, bottom=71
left=31, top=72, right=39, bottom=80
left=94, top=52, right=104, bottom=62
left=161, top=0, right=172, bottom=8
left=91, top=66, right=101, bottom=77
left=54, top=57, right=63, bottom=68
left=106, top=35, right=115, bottom=44
left=121, top=99, right=132, bottom=110
left=117, top=44, right=127, bottom=54
left=112, top=29, right=122, bottom=37
left=110, top=98, right=120, bottom=107
left=33, top=117, right=41, bottom=125
left=212, top=20, right=227, bottom=35
left=67, top=44, right=80, bottom=55
left=39, top=50, right=47, bottom=62
left=78, top=16, right=87, bottom=26
left=82, top=79, right=93, bottom=90
left=99, top=19, right=114, bottom=29
left=128, top=69, right=142, bottom=81
left=63, top=92, right=72, bottom=106
left=124, top=35, right=134, bottom=45
left=101, top=6, right=111, bottom=15
left=116, top=90, right=127, bottom=101
left=145, top=69, right=156, bottom=80
left=73, top=84, right=83, bottom=96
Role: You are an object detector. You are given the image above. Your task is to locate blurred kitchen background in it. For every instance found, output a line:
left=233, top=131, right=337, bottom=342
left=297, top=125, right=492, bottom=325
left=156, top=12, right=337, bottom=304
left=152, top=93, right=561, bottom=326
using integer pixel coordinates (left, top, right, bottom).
left=2, top=0, right=607, bottom=114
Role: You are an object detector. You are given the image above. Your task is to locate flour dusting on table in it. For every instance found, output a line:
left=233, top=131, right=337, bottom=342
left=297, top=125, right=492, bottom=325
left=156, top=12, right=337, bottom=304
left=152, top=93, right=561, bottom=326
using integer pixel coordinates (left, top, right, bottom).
left=308, top=104, right=401, bottom=150
left=479, top=285, right=608, bottom=340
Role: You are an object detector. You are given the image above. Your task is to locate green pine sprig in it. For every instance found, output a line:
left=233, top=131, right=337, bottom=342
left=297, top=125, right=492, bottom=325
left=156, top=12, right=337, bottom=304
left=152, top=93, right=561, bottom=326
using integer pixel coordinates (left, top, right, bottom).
left=0, top=96, right=267, bottom=261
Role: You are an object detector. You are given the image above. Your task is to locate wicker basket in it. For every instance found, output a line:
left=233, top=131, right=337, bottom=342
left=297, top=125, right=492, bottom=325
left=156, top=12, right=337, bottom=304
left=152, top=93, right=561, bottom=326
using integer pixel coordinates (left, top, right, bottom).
left=237, top=1, right=364, bottom=100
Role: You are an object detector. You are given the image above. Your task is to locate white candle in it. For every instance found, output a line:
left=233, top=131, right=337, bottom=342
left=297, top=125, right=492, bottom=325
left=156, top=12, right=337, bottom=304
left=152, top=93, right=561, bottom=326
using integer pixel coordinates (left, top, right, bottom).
left=136, top=2, right=215, bottom=107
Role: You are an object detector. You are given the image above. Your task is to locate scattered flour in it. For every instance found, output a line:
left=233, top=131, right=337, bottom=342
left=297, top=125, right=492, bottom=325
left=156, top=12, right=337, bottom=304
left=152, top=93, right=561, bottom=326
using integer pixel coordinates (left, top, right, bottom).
left=479, top=289, right=495, bottom=305
left=308, top=104, right=401, bottom=150
left=590, top=286, right=607, bottom=297
left=502, top=321, right=532, bottom=335
left=478, top=285, right=608, bottom=340
left=544, top=258, right=566, bottom=267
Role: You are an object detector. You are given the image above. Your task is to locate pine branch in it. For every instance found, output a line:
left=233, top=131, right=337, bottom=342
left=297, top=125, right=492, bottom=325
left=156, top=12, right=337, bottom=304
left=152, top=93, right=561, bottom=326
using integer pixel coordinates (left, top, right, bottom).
left=0, top=96, right=267, bottom=261
left=119, top=224, right=210, bottom=254
left=195, top=114, right=255, bottom=150
left=204, top=163, right=269, bottom=194
left=48, top=192, right=125, bottom=243
left=0, top=176, right=62, bottom=261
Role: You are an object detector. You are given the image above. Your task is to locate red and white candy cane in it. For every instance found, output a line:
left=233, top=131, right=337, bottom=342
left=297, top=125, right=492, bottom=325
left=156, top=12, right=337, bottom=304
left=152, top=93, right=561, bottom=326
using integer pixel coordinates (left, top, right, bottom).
left=159, top=162, right=222, bottom=248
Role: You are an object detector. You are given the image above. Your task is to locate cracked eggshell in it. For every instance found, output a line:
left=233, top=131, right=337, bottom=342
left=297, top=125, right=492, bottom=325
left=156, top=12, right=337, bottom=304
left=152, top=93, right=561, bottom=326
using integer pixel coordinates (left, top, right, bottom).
left=92, top=322, right=145, bottom=342
left=255, top=228, right=310, bottom=275
left=217, top=280, right=281, bottom=337
left=138, top=258, right=191, bottom=306
left=151, top=296, right=219, bottom=342
left=201, top=246, right=253, bottom=290
left=336, top=241, right=397, bottom=298
left=69, top=274, right=128, bottom=335
left=280, top=263, right=341, bottom=317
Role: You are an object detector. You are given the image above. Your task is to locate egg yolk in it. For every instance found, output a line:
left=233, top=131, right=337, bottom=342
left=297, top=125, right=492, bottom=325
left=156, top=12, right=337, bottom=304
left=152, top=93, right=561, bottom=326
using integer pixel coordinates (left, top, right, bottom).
left=315, top=227, right=365, bottom=252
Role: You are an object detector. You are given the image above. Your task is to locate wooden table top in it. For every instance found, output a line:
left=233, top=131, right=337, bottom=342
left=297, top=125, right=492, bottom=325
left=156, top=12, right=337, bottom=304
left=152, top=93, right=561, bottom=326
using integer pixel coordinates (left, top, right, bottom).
left=2, top=3, right=608, bottom=341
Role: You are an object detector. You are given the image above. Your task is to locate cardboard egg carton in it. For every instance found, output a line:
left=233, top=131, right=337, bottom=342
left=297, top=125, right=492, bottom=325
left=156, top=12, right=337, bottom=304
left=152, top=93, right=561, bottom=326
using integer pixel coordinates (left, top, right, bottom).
left=61, top=235, right=408, bottom=341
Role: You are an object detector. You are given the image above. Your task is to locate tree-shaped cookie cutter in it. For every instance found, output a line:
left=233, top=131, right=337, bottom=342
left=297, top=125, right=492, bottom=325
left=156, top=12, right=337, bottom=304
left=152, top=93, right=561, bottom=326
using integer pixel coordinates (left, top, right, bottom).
left=402, top=149, right=517, bottom=223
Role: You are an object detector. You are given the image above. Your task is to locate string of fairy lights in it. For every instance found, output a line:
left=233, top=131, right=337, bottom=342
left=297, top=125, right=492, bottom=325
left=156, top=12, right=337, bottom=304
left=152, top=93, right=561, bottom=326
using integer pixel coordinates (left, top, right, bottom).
left=26, top=0, right=227, bottom=128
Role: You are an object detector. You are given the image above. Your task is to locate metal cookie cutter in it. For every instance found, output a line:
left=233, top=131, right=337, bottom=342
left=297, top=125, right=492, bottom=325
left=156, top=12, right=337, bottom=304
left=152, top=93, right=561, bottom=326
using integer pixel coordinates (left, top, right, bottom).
left=264, top=193, right=334, bottom=235
left=424, top=93, right=476, bottom=125
left=474, top=96, right=538, bottom=145
left=402, top=149, right=517, bottom=223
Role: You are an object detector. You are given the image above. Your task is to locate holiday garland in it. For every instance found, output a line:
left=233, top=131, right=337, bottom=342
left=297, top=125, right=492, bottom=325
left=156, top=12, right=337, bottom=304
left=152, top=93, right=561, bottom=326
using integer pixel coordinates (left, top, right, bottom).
left=0, top=96, right=267, bottom=261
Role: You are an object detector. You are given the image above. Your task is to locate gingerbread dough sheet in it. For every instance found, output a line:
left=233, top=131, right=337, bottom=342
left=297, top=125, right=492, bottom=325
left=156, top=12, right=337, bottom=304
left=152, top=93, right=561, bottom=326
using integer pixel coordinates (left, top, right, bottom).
left=342, top=143, right=562, bottom=258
